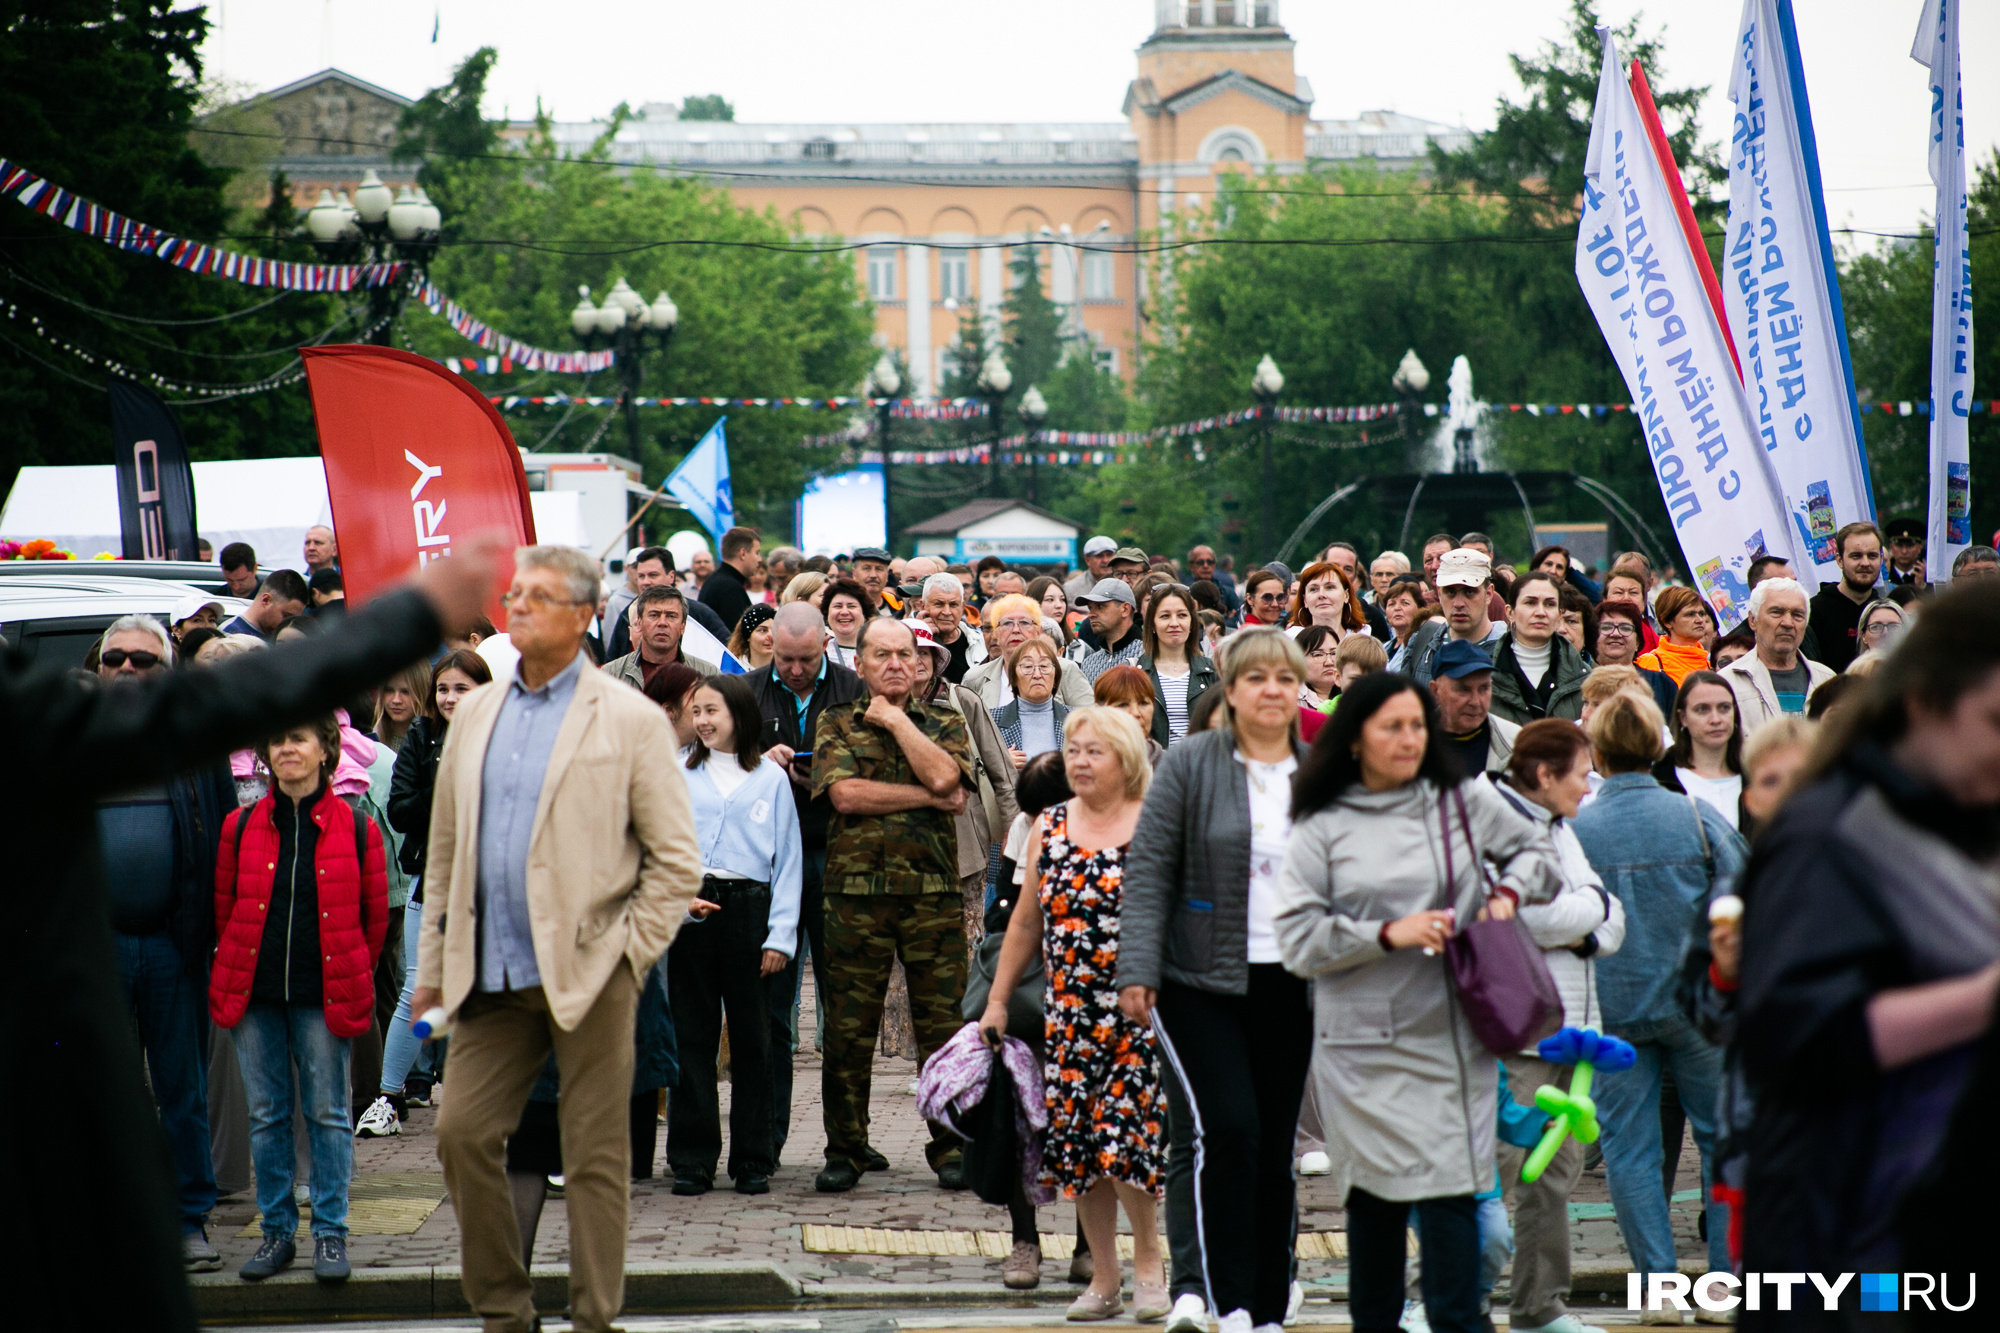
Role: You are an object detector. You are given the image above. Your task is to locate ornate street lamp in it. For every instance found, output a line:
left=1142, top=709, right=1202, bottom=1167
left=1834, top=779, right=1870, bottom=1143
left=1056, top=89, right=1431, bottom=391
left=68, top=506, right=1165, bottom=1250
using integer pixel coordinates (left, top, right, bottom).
left=1018, top=384, right=1049, bottom=503
left=1252, top=354, right=1284, bottom=556
left=1393, top=348, right=1431, bottom=451
left=867, top=352, right=902, bottom=548
left=305, top=168, right=444, bottom=345
left=572, top=278, right=680, bottom=461
left=977, top=349, right=1013, bottom=495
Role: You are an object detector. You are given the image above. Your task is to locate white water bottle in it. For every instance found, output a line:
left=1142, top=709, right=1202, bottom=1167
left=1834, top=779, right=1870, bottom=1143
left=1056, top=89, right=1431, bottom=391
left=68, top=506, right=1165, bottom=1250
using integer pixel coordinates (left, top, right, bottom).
left=414, top=1007, right=448, bottom=1041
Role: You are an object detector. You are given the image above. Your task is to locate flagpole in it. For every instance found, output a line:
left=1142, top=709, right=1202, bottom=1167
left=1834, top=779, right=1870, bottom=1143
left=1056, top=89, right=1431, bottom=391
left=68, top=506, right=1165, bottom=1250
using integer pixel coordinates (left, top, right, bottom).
left=596, top=478, right=684, bottom=562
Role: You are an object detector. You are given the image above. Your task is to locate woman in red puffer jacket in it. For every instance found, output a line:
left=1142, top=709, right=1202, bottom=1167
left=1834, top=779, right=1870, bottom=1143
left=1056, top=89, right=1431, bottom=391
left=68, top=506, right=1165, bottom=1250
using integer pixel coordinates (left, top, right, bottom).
left=212, top=713, right=386, bottom=1285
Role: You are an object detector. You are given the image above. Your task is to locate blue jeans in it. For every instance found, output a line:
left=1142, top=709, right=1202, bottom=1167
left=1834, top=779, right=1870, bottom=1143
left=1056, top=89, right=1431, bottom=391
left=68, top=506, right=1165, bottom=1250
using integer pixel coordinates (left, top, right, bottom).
left=115, top=931, right=216, bottom=1231
left=1476, top=1195, right=1512, bottom=1305
left=232, top=1001, right=354, bottom=1240
left=379, top=896, right=425, bottom=1095
left=1595, top=1015, right=1730, bottom=1276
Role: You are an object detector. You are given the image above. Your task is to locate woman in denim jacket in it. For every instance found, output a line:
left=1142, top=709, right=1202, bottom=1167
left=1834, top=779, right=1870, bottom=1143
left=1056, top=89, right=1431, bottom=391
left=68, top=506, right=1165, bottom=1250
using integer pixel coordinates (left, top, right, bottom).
left=1569, top=691, right=1746, bottom=1301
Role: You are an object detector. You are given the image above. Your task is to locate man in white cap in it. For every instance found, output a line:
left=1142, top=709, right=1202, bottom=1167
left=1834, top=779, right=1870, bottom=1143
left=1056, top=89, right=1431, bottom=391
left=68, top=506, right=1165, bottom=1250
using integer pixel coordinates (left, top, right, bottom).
left=1075, top=578, right=1145, bottom=682
left=1065, top=536, right=1118, bottom=600
left=1400, top=547, right=1507, bottom=687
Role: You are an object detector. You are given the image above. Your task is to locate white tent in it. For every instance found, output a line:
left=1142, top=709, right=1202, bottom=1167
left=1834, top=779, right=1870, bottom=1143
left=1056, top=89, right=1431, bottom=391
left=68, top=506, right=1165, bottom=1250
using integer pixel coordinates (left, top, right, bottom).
left=1, top=458, right=587, bottom=568
left=1, top=459, right=334, bottom=570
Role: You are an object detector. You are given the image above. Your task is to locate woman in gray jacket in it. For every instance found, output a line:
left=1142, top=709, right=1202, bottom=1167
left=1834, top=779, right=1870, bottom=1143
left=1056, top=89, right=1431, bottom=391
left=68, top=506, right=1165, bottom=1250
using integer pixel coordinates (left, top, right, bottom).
left=1117, top=630, right=1315, bottom=1333
left=1272, top=672, right=1560, bottom=1333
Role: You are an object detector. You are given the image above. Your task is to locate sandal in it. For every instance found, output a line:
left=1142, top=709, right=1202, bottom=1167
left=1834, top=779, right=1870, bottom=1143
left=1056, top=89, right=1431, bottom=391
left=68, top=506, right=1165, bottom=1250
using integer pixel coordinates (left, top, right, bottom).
left=1134, top=1282, right=1172, bottom=1323
left=1067, top=1289, right=1125, bottom=1321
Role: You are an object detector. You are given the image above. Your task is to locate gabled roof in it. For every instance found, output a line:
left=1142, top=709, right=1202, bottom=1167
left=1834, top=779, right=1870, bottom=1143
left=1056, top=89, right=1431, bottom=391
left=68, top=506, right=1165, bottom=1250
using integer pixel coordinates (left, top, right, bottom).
left=903, top=498, right=1080, bottom=535
left=235, top=68, right=413, bottom=110
left=1136, top=68, right=1320, bottom=119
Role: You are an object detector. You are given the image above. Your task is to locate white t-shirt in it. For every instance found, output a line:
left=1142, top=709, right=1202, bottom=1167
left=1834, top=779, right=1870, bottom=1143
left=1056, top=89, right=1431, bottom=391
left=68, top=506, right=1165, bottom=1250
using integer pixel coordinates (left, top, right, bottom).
left=1676, top=768, right=1743, bottom=831
left=1240, top=751, right=1300, bottom=964
left=1003, top=812, right=1035, bottom=887
left=1157, top=667, right=1190, bottom=742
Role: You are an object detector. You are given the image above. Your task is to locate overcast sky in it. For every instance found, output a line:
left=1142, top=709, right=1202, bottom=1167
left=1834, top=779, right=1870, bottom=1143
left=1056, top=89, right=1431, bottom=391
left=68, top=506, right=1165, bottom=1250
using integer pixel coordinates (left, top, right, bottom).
left=200, top=0, right=1997, bottom=240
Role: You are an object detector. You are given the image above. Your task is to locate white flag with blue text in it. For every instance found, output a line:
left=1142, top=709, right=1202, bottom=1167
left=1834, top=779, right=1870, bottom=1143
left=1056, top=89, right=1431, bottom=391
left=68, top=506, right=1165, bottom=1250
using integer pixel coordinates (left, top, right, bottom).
left=665, top=417, right=734, bottom=541
left=1913, top=0, right=1975, bottom=579
left=1577, top=28, right=1802, bottom=627
left=1724, top=0, right=1876, bottom=582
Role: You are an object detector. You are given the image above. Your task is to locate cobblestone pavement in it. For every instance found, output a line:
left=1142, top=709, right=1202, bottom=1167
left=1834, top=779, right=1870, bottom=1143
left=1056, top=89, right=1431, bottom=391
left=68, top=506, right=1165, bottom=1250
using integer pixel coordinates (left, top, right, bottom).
left=205, top=975, right=1717, bottom=1304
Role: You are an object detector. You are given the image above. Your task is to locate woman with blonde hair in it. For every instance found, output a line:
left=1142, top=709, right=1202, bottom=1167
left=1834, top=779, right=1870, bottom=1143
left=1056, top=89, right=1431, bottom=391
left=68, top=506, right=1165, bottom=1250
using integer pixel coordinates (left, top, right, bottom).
left=374, top=660, right=431, bottom=752
left=1570, top=691, right=1744, bottom=1292
left=1738, top=715, right=1815, bottom=837
left=1118, top=630, right=1316, bottom=1333
left=980, top=707, right=1165, bottom=1313
left=781, top=570, right=827, bottom=606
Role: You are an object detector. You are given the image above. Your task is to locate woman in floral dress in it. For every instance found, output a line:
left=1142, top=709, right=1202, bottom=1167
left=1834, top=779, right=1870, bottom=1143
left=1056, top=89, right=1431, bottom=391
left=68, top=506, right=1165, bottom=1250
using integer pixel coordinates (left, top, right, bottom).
left=981, top=706, right=1169, bottom=1322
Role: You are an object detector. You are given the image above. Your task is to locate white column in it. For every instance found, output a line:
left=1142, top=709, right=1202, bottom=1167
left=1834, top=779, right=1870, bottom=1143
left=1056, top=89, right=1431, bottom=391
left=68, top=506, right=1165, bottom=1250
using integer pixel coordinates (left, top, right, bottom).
left=979, top=243, right=1004, bottom=330
left=904, top=241, right=932, bottom=395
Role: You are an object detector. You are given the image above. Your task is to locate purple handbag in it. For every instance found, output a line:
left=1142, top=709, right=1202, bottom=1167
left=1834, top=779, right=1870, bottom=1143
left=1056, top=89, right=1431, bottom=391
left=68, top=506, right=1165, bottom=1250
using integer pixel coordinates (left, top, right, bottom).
left=1439, top=787, right=1562, bottom=1055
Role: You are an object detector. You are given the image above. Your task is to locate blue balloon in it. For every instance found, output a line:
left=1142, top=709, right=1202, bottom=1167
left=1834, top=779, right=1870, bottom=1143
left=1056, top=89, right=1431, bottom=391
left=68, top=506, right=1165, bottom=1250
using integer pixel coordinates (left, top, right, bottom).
left=1537, top=1026, right=1638, bottom=1072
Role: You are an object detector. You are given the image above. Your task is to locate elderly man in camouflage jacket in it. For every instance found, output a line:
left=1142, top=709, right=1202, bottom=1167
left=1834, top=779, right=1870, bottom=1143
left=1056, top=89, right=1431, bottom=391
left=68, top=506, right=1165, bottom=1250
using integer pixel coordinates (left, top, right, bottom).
left=810, top=618, right=973, bottom=1194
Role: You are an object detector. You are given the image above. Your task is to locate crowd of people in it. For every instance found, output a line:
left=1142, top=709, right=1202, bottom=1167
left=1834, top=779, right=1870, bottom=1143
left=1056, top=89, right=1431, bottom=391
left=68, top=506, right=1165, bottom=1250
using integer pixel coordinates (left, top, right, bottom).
left=23, top=512, right=2000, bottom=1333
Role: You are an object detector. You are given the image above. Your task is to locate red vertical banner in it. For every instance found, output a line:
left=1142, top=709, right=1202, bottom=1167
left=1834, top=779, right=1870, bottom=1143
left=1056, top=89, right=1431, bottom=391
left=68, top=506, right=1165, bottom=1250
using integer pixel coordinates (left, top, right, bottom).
left=301, top=345, right=535, bottom=622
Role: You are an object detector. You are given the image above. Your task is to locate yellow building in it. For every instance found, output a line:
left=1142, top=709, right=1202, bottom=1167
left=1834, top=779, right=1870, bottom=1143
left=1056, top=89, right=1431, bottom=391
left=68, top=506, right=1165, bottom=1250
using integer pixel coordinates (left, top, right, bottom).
left=226, top=1, right=1466, bottom=389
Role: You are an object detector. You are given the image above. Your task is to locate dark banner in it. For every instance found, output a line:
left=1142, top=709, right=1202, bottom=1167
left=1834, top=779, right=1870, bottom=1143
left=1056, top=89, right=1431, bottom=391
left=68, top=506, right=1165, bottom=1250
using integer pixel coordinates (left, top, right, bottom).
left=109, top=377, right=200, bottom=561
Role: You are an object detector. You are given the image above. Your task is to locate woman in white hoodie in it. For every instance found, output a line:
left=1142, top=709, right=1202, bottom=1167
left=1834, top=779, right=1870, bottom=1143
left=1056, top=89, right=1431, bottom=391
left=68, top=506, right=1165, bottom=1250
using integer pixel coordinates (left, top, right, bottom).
left=1490, top=719, right=1626, bottom=1333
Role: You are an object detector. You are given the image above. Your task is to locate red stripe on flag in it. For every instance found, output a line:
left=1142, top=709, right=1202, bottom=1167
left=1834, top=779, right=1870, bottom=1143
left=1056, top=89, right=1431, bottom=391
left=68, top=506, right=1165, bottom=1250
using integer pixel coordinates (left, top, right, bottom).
left=1628, top=60, right=1741, bottom=385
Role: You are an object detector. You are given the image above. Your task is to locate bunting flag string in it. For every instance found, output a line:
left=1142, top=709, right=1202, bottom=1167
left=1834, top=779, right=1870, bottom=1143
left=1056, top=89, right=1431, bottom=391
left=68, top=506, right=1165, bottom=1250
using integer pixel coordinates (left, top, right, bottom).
left=489, top=391, right=989, bottom=415
left=0, top=294, right=394, bottom=402
left=0, top=157, right=405, bottom=292
left=411, top=278, right=614, bottom=374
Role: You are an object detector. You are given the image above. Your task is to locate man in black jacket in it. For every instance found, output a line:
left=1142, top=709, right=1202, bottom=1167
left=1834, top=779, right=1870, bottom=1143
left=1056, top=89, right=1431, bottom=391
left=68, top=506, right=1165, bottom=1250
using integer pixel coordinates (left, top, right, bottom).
left=94, top=615, right=239, bottom=1273
left=745, top=602, right=865, bottom=1163
left=698, top=525, right=761, bottom=635
left=2, top=539, right=496, bottom=1333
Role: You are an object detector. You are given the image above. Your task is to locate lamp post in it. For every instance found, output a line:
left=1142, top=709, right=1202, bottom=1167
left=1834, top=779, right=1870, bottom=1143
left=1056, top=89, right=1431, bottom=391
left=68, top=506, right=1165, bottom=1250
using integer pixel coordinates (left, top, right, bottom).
left=867, top=352, right=902, bottom=550
left=1251, top=354, right=1284, bottom=556
left=571, top=278, right=678, bottom=461
left=305, top=168, right=443, bottom=345
left=1392, top=347, right=1431, bottom=456
left=1018, top=384, right=1048, bottom=503
left=977, top=349, right=1013, bottom=495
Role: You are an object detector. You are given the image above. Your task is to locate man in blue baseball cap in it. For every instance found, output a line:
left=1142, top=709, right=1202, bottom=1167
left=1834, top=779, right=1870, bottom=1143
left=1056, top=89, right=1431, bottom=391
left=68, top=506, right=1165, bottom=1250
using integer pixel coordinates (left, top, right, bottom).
left=1428, top=638, right=1518, bottom=776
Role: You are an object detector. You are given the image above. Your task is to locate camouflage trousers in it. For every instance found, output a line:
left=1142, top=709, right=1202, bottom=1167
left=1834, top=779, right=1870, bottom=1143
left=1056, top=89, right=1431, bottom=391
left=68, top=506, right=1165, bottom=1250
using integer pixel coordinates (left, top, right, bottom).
left=820, top=892, right=968, bottom=1172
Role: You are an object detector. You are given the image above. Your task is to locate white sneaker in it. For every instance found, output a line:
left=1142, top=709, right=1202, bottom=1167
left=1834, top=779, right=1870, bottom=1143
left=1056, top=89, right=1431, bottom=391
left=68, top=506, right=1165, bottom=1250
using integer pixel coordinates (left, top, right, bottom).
left=1216, top=1310, right=1253, bottom=1333
left=1166, top=1294, right=1209, bottom=1333
left=1515, top=1317, right=1607, bottom=1333
left=1297, top=1151, right=1331, bottom=1176
left=1399, top=1299, right=1432, bottom=1333
left=354, top=1095, right=402, bottom=1138
left=1284, top=1281, right=1304, bottom=1324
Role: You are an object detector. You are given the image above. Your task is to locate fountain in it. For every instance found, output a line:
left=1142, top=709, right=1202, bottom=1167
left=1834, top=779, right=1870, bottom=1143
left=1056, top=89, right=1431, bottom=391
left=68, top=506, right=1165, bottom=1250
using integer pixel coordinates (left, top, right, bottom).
left=1273, top=352, right=1673, bottom=573
left=1434, top=356, right=1489, bottom=474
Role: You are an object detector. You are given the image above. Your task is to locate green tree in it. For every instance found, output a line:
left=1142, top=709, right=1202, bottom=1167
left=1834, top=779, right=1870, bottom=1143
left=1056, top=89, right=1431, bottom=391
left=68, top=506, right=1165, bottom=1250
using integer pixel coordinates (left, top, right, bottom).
left=0, top=0, right=345, bottom=495
left=1842, top=155, right=2000, bottom=546
left=680, top=95, right=735, bottom=123
left=1431, top=0, right=1722, bottom=230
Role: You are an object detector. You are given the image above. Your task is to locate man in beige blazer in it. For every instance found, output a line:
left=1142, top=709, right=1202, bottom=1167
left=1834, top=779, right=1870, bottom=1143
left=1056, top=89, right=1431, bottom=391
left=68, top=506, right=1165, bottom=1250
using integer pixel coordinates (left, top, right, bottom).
left=413, top=545, right=700, bottom=1333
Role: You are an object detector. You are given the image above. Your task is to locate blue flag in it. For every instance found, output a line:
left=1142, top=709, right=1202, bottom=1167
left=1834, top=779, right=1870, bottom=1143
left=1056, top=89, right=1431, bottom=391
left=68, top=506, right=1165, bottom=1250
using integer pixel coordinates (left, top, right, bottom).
left=666, top=416, right=733, bottom=539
